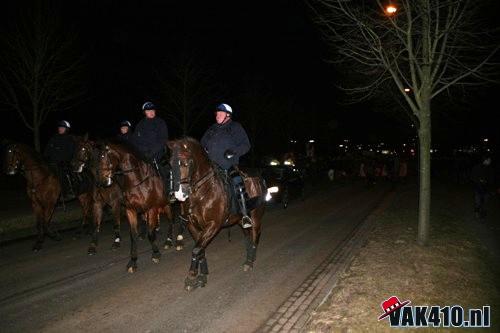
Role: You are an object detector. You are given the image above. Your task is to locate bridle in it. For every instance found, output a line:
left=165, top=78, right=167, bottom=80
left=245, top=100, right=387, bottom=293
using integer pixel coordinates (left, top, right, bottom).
left=5, top=145, right=40, bottom=173
left=5, top=145, right=21, bottom=174
left=5, top=145, right=48, bottom=195
left=172, top=146, right=214, bottom=195
left=97, top=145, right=149, bottom=187
left=74, top=143, right=93, bottom=171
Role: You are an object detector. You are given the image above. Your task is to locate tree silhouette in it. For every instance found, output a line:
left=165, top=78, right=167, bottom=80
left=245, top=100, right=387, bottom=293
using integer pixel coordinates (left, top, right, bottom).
left=156, top=50, right=222, bottom=136
left=0, top=2, right=85, bottom=151
left=310, top=0, right=499, bottom=245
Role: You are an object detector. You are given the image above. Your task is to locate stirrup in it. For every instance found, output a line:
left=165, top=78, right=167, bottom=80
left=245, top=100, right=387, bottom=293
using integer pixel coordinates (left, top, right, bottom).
left=242, top=215, right=253, bottom=229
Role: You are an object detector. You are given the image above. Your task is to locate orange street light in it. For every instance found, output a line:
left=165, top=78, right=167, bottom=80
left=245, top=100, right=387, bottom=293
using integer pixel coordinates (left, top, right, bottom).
left=386, top=5, right=397, bottom=15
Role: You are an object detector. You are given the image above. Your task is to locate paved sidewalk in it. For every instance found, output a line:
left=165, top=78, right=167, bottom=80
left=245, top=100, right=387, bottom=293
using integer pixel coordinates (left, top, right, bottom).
left=258, top=190, right=395, bottom=332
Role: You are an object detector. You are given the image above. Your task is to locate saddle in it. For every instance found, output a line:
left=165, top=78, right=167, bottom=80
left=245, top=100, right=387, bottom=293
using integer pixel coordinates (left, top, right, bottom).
left=218, top=165, right=264, bottom=215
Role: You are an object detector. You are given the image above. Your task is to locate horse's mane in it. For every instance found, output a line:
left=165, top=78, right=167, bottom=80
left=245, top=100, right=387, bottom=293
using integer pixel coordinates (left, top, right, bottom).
left=16, top=143, right=48, bottom=166
left=178, top=137, right=206, bottom=155
left=106, top=138, right=149, bottom=162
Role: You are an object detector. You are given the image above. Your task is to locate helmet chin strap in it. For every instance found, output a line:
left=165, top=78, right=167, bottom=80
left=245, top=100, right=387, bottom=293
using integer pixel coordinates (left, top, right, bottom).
left=217, top=113, right=230, bottom=125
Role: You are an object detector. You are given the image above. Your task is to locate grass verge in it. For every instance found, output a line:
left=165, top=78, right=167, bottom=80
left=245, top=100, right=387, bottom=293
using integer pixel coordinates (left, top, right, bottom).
left=306, top=182, right=500, bottom=332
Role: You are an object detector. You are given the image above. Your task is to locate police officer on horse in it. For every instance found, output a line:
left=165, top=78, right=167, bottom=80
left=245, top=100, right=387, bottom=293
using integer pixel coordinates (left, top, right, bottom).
left=131, top=102, right=171, bottom=191
left=44, top=120, right=77, bottom=200
left=117, top=120, right=132, bottom=142
left=201, top=103, right=253, bottom=228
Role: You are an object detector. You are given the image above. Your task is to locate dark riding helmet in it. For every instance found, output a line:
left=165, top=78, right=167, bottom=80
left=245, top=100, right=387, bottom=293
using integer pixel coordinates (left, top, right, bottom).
left=142, top=101, right=156, bottom=111
left=57, top=120, right=71, bottom=129
left=120, top=120, right=132, bottom=127
left=216, top=103, right=233, bottom=115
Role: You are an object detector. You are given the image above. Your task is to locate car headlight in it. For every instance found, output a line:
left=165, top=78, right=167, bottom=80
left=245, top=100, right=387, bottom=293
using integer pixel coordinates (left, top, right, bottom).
left=269, top=160, right=280, bottom=166
left=267, top=186, right=279, bottom=194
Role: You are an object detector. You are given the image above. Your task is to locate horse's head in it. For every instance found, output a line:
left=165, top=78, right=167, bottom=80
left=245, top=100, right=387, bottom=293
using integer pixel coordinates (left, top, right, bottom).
left=4, top=143, right=22, bottom=175
left=95, top=143, right=120, bottom=187
left=72, top=139, right=94, bottom=173
left=168, top=138, right=208, bottom=202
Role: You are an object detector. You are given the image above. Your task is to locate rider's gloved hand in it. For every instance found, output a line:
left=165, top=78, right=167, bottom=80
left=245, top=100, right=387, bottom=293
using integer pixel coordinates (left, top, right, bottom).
left=224, top=149, right=236, bottom=160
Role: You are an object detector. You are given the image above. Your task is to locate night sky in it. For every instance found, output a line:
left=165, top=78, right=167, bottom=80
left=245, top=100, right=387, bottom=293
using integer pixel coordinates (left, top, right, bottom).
left=1, top=0, right=499, bottom=155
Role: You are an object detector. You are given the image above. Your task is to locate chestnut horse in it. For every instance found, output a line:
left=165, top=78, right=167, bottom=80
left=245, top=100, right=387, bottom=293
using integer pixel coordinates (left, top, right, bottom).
left=3, top=142, right=92, bottom=251
left=168, top=137, right=266, bottom=290
left=72, top=137, right=123, bottom=254
left=95, top=140, right=173, bottom=272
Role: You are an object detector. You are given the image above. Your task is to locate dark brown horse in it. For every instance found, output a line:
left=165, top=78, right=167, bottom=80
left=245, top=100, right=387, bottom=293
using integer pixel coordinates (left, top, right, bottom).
left=168, top=137, right=266, bottom=290
left=72, top=137, right=123, bottom=254
left=3, top=142, right=93, bottom=251
left=95, top=140, right=173, bottom=272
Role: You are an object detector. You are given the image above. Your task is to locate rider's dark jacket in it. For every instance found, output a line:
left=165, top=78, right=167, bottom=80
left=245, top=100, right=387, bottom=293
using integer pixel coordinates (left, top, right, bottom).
left=131, top=116, right=168, bottom=160
left=117, top=132, right=132, bottom=142
left=43, top=133, right=76, bottom=164
left=201, top=120, right=250, bottom=170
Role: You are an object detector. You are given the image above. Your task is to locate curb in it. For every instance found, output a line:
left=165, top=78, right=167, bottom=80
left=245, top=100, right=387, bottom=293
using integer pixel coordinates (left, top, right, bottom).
left=258, top=190, right=396, bottom=333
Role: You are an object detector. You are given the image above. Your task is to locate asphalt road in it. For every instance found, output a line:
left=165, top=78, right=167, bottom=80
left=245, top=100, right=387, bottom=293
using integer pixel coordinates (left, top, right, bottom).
left=0, top=182, right=389, bottom=332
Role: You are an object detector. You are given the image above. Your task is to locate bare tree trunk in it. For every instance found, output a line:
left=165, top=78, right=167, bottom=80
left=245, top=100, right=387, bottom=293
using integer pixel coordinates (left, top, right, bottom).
left=417, top=0, right=432, bottom=246
left=417, top=105, right=431, bottom=246
left=33, top=104, right=41, bottom=152
left=33, top=124, right=41, bottom=152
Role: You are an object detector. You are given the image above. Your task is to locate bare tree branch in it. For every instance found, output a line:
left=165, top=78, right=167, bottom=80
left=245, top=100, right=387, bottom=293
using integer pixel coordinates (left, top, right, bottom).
left=0, top=2, right=85, bottom=150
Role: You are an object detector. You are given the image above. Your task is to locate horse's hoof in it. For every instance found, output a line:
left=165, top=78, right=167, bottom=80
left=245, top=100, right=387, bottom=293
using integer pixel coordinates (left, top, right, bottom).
left=184, top=276, right=198, bottom=291
left=176, top=245, right=183, bottom=251
left=152, top=257, right=160, bottom=264
left=196, top=274, right=207, bottom=288
left=243, top=262, right=254, bottom=272
left=164, top=238, right=174, bottom=249
left=111, top=242, right=120, bottom=250
left=48, top=232, right=62, bottom=241
left=88, top=247, right=97, bottom=255
left=32, top=244, right=42, bottom=252
left=127, top=266, right=137, bottom=273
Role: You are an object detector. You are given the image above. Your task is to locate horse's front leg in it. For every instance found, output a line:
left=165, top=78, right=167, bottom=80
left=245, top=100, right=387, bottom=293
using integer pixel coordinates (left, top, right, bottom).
left=125, top=208, right=139, bottom=273
left=43, top=194, right=61, bottom=241
left=185, top=222, right=217, bottom=291
left=110, top=196, right=121, bottom=250
left=175, top=222, right=186, bottom=251
left=176, top=202, right=190, bottom=251
left=163, top=211, right=174, bottom=250
left=147, top=209, right=161, bottom=264
left=32, top=201, right=45, bottom=252
left=88, top=200, right=103, bottom=255
left=76, top=193, right=93, bottom=237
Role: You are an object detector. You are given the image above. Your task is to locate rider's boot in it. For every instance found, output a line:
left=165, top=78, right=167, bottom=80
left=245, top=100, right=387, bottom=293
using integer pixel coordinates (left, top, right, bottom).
left=234, top=177, right=252, bottom=229
left=63, top=173, right=76, bottom=201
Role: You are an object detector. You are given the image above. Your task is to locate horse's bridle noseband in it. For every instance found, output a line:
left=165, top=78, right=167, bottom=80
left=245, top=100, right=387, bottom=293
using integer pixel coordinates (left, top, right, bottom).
left=74, top=144, right=92, bottom=171
left=6, top=145, right=21, bottom=173
left=97, top=145, right=149, bottom=187
left=174, top=149, right=214, bottom=195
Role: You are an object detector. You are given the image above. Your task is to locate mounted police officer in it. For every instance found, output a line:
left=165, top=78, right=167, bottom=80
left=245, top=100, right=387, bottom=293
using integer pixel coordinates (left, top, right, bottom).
left=131, top=102, right=171, bottom=193
left=117, top=120, right=132, bottom=142
left=44, top=120, right=77, bottom=200
left=200, top=103, right=252, bottom=228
